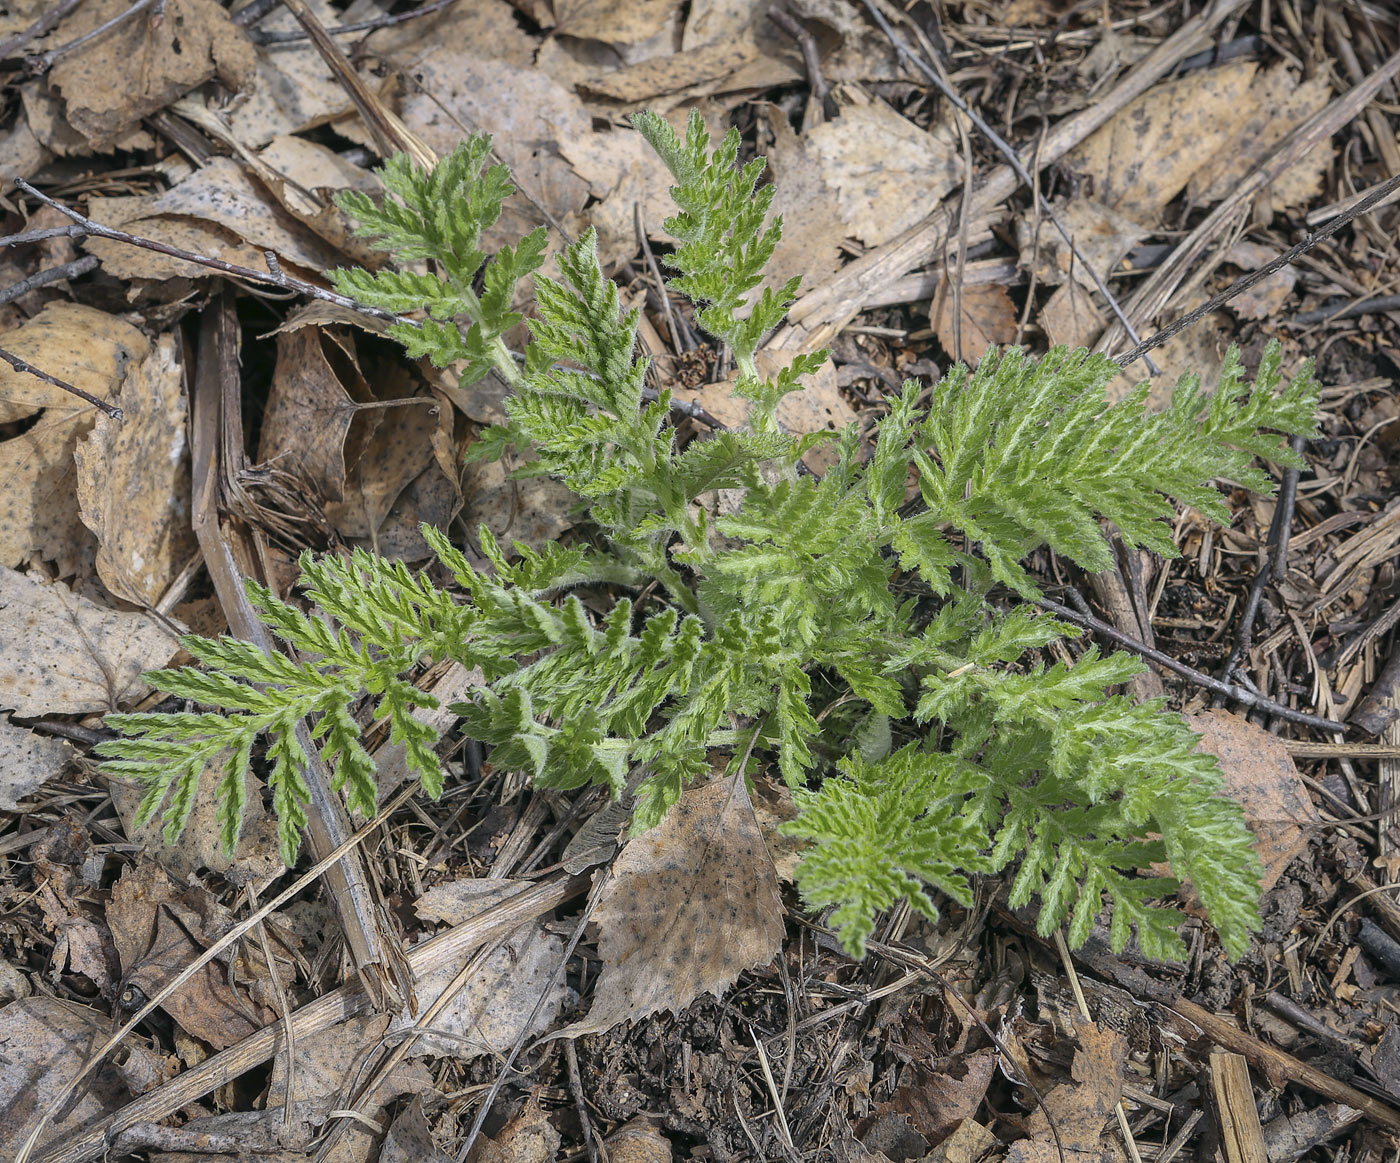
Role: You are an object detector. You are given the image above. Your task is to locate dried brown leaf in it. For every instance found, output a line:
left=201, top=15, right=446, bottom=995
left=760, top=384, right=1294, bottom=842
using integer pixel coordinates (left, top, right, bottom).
left=0, top=565, right=177, bottom=715
left=579, top=33, right=798, bottom=104
left=885, top=1051, right=998, bottom=1143
left=0, top=302, right=150, bottom=573
left=109, top=767, right=281, bottom=882
left=932, top=284, right=1020, bottom=361
left=1186, top=709, right=1321, bottom=891
left=382, top=1098, right=452, bottom=1163
left=554, top=0, right=681, bottom=45
left=402, top=49, right=591, bottom=252
left=1005, top=1016, right=1125, bottom=1162
left=467, top=1096, right=560, bottom=1163
left=399, top=880, right=565, bottom=1058
left=1063, top=59, right=1258, bottom=227
left=0, top=997, right=134, bottom=1158
left=74, top=336, right=198, bottom=607
left=805, top=99, right=962, bottom=247
left=221, top=0, right=365, bottom=149
left=1016, top=198, right=1148, bottom=290
left=1223, top=240, right=1298, bottom=321
left=0, top=713, right=72, bottom=811
left=49, top=0, right=254, bottom=150
left=1188, top=63, right=1333, bottom=212
left=268, top=1013, right=435, bottom=1163
left=561, top=774, right=784, bottom=1037
left=107, top=860, right=277, bottom=1049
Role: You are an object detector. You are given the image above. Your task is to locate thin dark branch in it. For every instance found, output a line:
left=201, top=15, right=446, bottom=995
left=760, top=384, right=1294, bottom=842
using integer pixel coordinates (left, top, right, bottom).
left=0, top=0, right=84, bottom=61
left=1117, top=172, right=1400, bottom=368
left=22, top=0, right=154, bottom=72
left=1213, top=434, right=1308, bottom=705
left=12, top=178, right=414, bottom=327
left=0, top=225, right=89, bottom=249
left=1292, top=292, right=1400, bottom=326
left=1039, top=596, right=1345, bottom=734
left=0, top=255, right=99, bottom=307
left=231, top=0, right=284, bottom=27
left=768, top=7, right=834, bottom=121
left=0, top=345, right=123, bottom=420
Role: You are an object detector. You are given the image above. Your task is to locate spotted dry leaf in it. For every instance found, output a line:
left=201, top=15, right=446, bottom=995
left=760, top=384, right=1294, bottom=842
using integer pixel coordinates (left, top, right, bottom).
left=74, top=335, right=197, bottom=608
left=561, top=773, right=784, bottom=1037
left=1063, top=58, right=1258, bottom=227
left=0, top=565, right=178, bottom=716
left=804, top=99, right=963, bottom=248
left=0, top=301, right=150, bottom=574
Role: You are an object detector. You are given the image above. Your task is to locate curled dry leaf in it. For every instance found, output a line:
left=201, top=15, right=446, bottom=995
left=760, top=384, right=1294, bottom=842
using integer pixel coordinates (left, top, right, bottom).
left=74, top=335, right=198, bottom=608
left=0, top=565, right=178, bottom=716
left=48, top=0, right=254, bottom=151
left=107, top=860, right=277, bottom=1050
left=560, top=773, right=784, bottom=1037
left=0, top=301, right=150, bottom=574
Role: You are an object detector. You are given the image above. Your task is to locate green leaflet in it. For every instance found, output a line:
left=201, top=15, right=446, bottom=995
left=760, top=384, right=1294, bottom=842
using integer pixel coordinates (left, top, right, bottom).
left=101, top=111, right=1322, bottom=965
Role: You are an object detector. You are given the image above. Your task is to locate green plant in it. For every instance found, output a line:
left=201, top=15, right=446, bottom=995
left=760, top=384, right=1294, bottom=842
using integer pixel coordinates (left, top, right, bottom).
left=98, top=112, right=1320, bottom=962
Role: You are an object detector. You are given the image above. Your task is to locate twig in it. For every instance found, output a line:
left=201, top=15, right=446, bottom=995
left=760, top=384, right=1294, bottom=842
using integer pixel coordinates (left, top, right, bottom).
left=635, top=201, right=681, bottom=353
left=1213, top=434, right=1307, bottom=704
left=1116, top=172, right=1400, bottom=369
left=767, top=7, right=834, bottom=121
left=247, top=0, right=460, bottom=44
left=0, top=0, right=84, bottom=61
left=861, top=0, right=1161, bottom=375
left=1038, top=596, right=1345, bottom=734
left=11, top=177, right=412, bottom=326
left=1292, top=292, right=1400, bottom=325
left=22, top=0, right=154, bottom=72
left=0, top=255, right=99, bottom=307
left=0, top=224, right=89, bottom=249
left=0, top=345, right=122, bottom=419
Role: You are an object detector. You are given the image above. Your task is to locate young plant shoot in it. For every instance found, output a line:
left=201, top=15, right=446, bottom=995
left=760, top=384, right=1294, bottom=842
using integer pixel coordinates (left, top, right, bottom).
left=99, top=112, right=1320, bottom=961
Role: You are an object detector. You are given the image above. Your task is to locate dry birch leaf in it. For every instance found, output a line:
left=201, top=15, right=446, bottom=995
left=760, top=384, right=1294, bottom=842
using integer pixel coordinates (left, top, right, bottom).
left=560, top=773, right=784, bottom=1037
left=0, top=714, right=72, bottom=811
left=805, top=99, right=962, bottom=247
left=0, top=565, right=178, bottom=715
left=1186, top=709, right=1321, bottom=892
